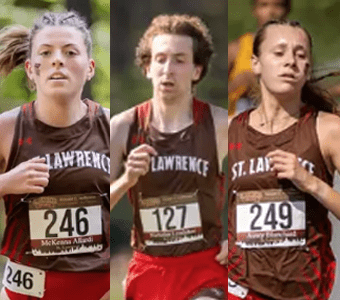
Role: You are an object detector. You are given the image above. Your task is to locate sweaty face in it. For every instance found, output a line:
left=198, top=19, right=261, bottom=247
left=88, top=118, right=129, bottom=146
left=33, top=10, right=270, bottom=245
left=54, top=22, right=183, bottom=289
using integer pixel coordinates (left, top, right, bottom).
left=252, top=25, right=311, bottom=97
left=253, top=0, right=288, bottom=27
left=26, top=26, right=94, bottom=100
left=146, top=34, right=202, bottom=103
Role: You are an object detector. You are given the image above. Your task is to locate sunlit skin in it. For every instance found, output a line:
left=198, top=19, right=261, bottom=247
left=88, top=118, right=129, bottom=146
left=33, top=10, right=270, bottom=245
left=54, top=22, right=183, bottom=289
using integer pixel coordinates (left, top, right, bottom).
left=24, top=26, right=95, bottom=126
left=147, top=34, right=202, bottom=105
left=252, top=25, right=311, bottom=105
left=253, top=0, right=288, bottom=27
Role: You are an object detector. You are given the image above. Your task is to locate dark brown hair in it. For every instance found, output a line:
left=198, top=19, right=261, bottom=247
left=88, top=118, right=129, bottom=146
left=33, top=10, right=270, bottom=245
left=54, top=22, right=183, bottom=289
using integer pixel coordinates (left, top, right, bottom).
left=0, top=11, right=92, bottom=88
left=252, top=19, right=339, bottom=114
left=135, top=14, right=214, bottom=86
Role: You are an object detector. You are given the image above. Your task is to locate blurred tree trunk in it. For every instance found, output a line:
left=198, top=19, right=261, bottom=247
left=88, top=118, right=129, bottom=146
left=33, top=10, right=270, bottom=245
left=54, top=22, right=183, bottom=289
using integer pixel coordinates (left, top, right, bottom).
left=111, top=2, right=130, bottom=73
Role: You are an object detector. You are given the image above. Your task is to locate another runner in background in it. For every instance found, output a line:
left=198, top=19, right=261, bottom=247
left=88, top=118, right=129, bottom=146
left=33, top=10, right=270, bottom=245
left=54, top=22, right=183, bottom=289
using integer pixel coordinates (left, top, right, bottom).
left=228, top=19, right=340, bottom=300
left=110, top=14, right=228, bottom=300
left=0, top=11, right=110, bottom=300
left=228, top=0, right=291, bottom=117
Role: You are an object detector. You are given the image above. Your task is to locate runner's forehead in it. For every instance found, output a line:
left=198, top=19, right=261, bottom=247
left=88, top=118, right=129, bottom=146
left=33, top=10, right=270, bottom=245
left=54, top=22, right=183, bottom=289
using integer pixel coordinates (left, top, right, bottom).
left=262, top=25, right=310, bottom=51
left=151, top=34, right=194, bottom=56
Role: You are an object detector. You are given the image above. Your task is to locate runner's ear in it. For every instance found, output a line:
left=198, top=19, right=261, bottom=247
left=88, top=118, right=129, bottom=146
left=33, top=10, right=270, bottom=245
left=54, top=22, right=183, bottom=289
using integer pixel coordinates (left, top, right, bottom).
left=251, top=54, right=261, bottom=76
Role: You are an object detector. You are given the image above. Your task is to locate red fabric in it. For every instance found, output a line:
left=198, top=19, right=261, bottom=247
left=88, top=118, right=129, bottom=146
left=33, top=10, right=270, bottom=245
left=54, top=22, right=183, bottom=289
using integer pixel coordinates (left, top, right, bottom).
left=5, top=270, right=109, bottom=300
left=125, top=246, right=228, bottom=300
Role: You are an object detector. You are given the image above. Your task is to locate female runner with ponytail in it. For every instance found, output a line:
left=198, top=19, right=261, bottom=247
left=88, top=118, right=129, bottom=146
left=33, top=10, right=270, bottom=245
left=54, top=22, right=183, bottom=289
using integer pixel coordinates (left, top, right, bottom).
left=0, top=11, right=110, bottom=300
left=228, top=19, right=340, bottom=300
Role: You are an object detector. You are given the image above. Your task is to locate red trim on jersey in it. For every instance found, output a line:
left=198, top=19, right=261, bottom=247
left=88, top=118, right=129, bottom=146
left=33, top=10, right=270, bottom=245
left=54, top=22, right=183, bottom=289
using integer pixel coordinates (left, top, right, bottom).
left=28, top=102, right=33, bottom=118
left=136, top=98, right=210, bottom=130
left=297, top=283, right=313, bottom=300
left=1, top=221, right=16, bottom=255
left=300, top=265, right=322, bottom=300
left=137, top=100, right=151, bottom=131
left=8, top=226, right=24, bottom=260
left=22, top=104, right=27, bottom=116
left=193, top=98, right=208, bottom=126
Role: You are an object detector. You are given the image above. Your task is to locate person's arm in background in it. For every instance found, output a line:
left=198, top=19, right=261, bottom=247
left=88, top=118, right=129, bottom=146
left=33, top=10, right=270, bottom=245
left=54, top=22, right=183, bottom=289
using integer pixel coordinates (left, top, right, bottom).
left=228, top=39, right=239, bottom=76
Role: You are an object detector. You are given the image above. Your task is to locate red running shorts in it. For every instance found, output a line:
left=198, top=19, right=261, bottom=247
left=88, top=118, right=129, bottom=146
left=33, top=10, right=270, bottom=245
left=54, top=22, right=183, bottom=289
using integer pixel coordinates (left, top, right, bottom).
left=4, top=270, right=109, bottom=300
left=125, top=246, right=228, bottom=300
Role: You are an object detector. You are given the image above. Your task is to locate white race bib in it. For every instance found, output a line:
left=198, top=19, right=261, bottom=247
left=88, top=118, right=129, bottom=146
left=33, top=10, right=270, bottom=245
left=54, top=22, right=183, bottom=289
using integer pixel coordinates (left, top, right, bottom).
left=228, top=278, right=248, bottom=299
left=139, top=191, right=204, bottom=246
left=29, top=194, right=103, bottom=256
left=236, top=189, right=306, bottom=248
left=2, top=260, right=45, bottom=298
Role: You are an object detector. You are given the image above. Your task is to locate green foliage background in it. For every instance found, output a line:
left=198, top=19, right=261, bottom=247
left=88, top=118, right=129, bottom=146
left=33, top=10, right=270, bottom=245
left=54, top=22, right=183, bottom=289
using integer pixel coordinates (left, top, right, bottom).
left=228, top=0, right=340, bottom=94
left=0, top=0, right=110, bottom=113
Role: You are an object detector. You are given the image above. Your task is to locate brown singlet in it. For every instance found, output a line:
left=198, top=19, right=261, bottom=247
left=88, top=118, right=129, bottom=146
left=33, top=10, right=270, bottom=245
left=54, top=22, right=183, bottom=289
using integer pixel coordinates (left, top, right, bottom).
left=228, top=107, right=336, bottom=300
left=126, top=98, right=226, bottom=256
left=1, top=99, right=110, bottom=272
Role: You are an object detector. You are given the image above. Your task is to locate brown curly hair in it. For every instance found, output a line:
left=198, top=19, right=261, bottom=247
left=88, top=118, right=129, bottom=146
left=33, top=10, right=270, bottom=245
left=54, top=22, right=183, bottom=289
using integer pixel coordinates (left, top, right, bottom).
left=135, top=14, right=214, bottom=86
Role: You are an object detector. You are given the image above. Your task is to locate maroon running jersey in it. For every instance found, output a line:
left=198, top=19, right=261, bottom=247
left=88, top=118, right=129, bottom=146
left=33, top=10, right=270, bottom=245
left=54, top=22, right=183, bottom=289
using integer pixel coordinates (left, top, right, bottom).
left=126, top=98, right=226, bottom=256
left=1, top=99, right=110, bottom=272
left=228, top=107, right=336, bottom=300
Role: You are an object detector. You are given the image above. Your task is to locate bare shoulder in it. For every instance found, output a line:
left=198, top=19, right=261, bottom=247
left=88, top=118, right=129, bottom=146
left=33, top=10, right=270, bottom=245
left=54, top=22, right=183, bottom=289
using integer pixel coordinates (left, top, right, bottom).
left=0, top=106, right=21, bottom=168
left=110, top=107, right=135, bottom=136
left=0, top=107, right=21, bottom=139
left=317, top=111, right=340, bottom=161
left=317, top=111, right=340, bottom=138
left=110, top=107, right=136, bottom=153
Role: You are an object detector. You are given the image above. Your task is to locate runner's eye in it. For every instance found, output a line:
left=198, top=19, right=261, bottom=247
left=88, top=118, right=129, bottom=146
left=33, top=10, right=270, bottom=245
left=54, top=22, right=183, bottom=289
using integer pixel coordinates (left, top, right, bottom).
left=66, top=50, right=77, bottom=57
left=40, top=50, right=51, bottom=57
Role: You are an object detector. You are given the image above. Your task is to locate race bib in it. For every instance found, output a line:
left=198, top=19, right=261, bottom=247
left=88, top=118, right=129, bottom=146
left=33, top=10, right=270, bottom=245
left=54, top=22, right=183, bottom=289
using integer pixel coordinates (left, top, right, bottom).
left=2, top=260, right=45, bottom=298
left=228, top=278, right=248, bottom=299
left=139, top=191, right=204, bottom=246
left=236, top=189, right=306, bottom=248
left=29, top=194, right=103, bottom=256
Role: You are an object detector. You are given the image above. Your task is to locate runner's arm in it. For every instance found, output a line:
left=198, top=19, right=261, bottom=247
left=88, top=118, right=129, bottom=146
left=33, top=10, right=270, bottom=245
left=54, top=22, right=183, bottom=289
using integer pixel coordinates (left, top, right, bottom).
left=110, top=109, right=157, bottom=211
left=267, top=112, right=340, bottom=220
left=110, top=109, right=133, bottom=210
left=228, top=39, right=239, bottom=75
left=210, top=104, right=228, bottom=172
left=0, top=108, right=49, bottom=198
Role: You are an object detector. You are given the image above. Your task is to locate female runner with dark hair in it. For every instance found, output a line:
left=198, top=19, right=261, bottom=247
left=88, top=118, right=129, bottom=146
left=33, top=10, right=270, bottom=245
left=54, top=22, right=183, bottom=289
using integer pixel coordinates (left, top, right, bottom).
left=228, top=19, right=340, bottom=300
left=0, top=11, right=110, bottom=300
